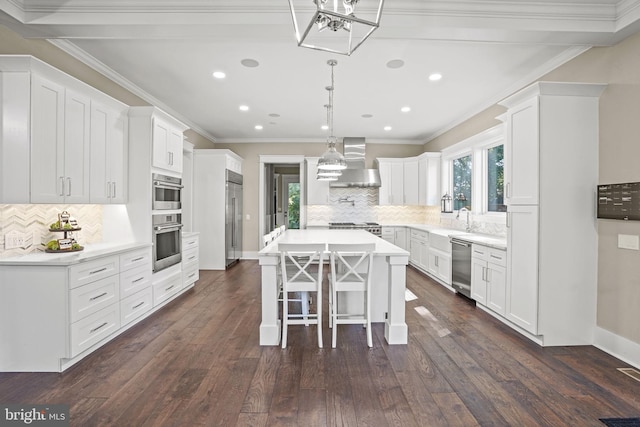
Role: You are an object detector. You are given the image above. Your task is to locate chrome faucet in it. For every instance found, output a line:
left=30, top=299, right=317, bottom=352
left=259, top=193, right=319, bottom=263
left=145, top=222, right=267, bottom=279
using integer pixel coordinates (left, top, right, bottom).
left=457, top=207, right=472, bottom=232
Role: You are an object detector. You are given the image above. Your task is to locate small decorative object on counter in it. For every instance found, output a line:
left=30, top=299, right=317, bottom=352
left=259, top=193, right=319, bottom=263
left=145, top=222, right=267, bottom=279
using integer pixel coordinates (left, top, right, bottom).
left=45, top=210, right=83, bottom=253
left=441, top=193, right=452, bottom=213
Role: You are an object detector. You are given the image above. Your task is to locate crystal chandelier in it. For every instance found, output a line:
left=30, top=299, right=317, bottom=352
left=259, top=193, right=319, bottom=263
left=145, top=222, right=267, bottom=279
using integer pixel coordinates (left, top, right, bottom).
left=317, top=59, right=347, bottom=179
left=288, top=0, right=384, bottom=56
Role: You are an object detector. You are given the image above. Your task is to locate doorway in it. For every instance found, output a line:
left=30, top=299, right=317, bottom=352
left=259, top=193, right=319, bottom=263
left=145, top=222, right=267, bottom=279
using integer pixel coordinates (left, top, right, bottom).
left=259, top=155, right=305, bottom=247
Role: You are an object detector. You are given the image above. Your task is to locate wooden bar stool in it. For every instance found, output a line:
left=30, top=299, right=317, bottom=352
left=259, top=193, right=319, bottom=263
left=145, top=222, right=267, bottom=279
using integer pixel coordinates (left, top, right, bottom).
left=328, top=243, right=375, bottom=348
left=278, top=243, right=325, bottom=348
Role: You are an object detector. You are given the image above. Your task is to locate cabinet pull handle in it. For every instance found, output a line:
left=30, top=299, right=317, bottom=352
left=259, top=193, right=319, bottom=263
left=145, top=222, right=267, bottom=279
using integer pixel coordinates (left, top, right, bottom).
left=89, top=292, right=108, bottom=301
left=132, top=277, right=145, bottom=283
left=188, top=256, right=196, bottom=261
left=106, top=182, right=111, bottom=198
left=89, top=267, right=108, bottom=275
left=481, top=266, right=485, bottom=281
left=490, top=254, right=503, bottom=260
left=67, top=177, right=72, bottom=196
left=132, top=301, right=145, bottom=309
left=90, top=322, right=108, bottom=334
left=165, top=285, right=175, bottom=291
left=188, top=273, right=196, bottom=279
left=131, top=257, right=144, bottom=262
left=59, top=177, right=65, bottom=196
left=435, top=256, right=439, bottom=267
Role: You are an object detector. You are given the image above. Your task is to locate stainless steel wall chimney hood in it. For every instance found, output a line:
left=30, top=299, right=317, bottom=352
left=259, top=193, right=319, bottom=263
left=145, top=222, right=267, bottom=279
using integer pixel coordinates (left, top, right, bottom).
left=330, top=137, right=381, bottom=188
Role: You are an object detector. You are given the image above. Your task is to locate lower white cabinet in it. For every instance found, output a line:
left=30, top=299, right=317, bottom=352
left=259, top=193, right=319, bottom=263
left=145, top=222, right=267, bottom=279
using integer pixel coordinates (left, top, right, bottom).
left=471, top=244, right=507, bottom=315
left=408, top=229, right=429, bottom=271
left=0, top=244, right=195, bottom=372
left=182, top=233, right=200, bottom=288
left=382, top=226, right=407, bottom=250
left=428, top=248, right=451, bottom=285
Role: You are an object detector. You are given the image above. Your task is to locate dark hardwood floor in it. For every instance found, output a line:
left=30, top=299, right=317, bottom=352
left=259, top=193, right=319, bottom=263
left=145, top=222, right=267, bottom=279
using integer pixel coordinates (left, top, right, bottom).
left=1, top=260, right=639, bottom=426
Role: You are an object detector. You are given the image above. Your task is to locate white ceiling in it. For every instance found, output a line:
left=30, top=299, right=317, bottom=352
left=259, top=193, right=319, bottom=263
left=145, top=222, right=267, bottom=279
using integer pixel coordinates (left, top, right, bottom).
left=2, top=0, right=640, bottom=144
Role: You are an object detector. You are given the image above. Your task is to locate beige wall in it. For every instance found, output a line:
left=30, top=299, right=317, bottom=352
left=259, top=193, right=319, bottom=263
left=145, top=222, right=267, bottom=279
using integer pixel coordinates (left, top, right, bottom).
left=426, top=32, right=640, bottom=346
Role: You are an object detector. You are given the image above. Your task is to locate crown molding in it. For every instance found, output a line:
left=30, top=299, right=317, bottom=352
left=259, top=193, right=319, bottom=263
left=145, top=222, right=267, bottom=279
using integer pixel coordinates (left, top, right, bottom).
left=48, top=38, right=218, bottom=143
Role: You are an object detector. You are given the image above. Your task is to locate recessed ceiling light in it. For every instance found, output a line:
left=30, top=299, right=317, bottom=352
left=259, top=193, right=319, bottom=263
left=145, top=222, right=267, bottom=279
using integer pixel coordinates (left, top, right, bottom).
left=362, top=114, right=373, bottom=118
left=401, top=106, right=411, bottom=113
left=386, top=59, right=404, bottom=69
left=429, top=73, right=443, bottom=81
left=212, top=71, right=226, bottom=79
left=384, top=126, right=392, bottom=131
left=255, top=125, right=263, bottom=130
left=321, top=125, right=329, bottom=130
left=239, top=105, right=249, bottom=111
left=241, top=58, right=260, bottom=68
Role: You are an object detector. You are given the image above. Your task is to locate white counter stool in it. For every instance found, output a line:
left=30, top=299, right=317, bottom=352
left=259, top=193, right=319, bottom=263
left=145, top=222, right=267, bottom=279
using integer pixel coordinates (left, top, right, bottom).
left=279, top=243, right=326, bottom=348
left=328, top=243, right=375, bottom=348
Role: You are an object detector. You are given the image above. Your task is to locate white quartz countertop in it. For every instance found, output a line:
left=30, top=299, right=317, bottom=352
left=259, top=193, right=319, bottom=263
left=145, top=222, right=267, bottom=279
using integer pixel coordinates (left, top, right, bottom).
left=0, top=242, right=151, bottom=266
left=259, top=229, right=409, bottom=256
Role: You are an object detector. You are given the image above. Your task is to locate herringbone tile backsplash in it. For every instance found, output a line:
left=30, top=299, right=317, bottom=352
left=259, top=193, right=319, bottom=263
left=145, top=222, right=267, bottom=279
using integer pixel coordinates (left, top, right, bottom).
left=0, top=204, right=103, bottom=257
left=307, top=188, right=441, bottom=225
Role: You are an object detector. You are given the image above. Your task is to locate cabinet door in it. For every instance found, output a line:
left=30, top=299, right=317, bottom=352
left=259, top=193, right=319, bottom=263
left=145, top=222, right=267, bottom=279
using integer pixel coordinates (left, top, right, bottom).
left=31, top=75, right=65, bottom=203
left=153, top=119, right=183, bottom=173
left=403, top=159, right=419, bottom=205
left=437, top=254, right=451, bottom=285
left=419, top=155, right=441, bottom=206
left=506, top=205, right=539, bottom=333
left=471, top=257, right=487, bottom=304
left=419, top=241, right=429, bottom=270
left=90, top=104, right=127, bottom=203
left=409, top=238, right=420, bottom=265
left=377, top=160, right=392, bottom=205
left=394, top=227, right=407, bottom=250
left=63, top=88, right=91, bottom=203
left=109, top=112, right=127, bottom=203
left=505, top=97, right=539, bottom=205
left=487, top=263, right=507, bottom=316
left=306, top=158, right=330, bottom=205
left=390, top=161, right=404, bottom=205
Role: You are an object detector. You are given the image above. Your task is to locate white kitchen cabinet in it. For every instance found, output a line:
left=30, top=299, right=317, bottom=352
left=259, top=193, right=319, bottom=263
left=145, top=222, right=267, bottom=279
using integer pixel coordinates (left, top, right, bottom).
left=382, top=226, right=407, bottom=250
left=90, top=102, right=128, bottom=203
left=305, top=157, right=330, bottom=205
left=418, top=153, right=441, bottom=206
left=403, top=159, right=419, bottom=205
left=378, top=154, right=441, bottom=206
left=428, top=248, right=451, bottom=285
left=499, top=82, right=605, bottom=346
left=0, top=56, right=128, bottom=204
left=31, top=76, right=91, bottom=203
left=409, top=228, right=429, bottom=272
left=471, top=244, right=507, bottom=315
left=182, top=233, right=200, bottom=288
left=152, top=117, right=184, bottom=174
left=377, top=159, right=404, bottom=205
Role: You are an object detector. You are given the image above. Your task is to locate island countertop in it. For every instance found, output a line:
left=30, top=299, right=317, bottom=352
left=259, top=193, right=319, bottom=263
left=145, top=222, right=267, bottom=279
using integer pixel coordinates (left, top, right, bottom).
left=259, top=229, right=409, bottom=256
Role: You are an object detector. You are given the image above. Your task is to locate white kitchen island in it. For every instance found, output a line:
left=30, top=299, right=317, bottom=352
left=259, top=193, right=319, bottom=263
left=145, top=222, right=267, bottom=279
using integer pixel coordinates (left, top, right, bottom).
left=258, top=229, right=409, bottom=346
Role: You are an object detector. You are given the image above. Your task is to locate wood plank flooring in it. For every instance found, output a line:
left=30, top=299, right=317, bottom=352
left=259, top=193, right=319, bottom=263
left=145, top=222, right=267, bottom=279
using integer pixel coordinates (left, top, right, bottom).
left=1, top=260, right=639, bottom=426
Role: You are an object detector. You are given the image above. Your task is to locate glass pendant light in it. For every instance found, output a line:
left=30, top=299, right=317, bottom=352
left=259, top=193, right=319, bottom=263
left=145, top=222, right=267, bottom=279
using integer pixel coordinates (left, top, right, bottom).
left=318, top=59, right=347, bottom=173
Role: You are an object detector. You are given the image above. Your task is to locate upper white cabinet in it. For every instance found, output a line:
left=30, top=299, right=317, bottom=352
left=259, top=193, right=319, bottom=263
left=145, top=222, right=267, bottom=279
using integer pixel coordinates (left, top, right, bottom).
left=152, top=118, right=184, bottom=174
left=499, top=81, right=606, bottom=346
left=305, top=157, right=330, bottom=205
left=31, top=76, right=91, bottom=203
left=90, top=102, right=128, bottom=203
left=377, top=152, right=440, bottom=206
left=0, top=56, right=129, bottom=204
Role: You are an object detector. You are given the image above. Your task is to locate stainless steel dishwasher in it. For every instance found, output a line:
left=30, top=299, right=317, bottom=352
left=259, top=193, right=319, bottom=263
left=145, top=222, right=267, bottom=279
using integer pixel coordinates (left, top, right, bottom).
left=451, top=238, right=472, bottom=298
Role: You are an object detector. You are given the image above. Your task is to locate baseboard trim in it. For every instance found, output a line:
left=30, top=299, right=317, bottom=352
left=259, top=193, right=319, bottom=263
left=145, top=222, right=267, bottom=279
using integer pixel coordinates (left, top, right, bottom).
left=593, top=326, right=640, bottom=370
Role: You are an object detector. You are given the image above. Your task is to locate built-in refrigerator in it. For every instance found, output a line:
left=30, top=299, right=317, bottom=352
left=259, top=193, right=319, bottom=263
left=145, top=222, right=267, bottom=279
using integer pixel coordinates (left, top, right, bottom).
left=225, top=170, right=243, bottom=267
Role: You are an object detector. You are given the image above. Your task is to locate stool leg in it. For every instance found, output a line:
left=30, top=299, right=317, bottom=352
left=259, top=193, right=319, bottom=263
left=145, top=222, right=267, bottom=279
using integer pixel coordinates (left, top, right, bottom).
left=282, top=291, right=288, bottom=349
left=332, top=287, right=338, bottom=348
left=366, top=287, right=372, bottom=348
left=317, top=284, right=323, bottom=348
left=301, top=291, right=310, bottom=326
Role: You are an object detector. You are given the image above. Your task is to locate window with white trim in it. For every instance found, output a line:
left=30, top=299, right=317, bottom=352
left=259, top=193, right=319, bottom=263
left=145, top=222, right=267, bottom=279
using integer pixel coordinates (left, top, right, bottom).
left=441, top=125, right=504, bottom=216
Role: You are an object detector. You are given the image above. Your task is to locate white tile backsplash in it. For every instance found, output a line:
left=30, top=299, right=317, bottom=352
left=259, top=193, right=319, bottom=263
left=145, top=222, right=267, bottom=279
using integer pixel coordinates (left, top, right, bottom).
left=0, top=204, right=103, bottom=257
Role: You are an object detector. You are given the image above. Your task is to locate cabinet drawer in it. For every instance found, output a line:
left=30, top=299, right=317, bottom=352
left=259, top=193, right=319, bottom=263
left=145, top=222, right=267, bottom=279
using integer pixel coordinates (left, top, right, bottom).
left=472, top=244, right=489, bottom=260
left=410, top=229, right=428, bottom=241
left=182, top=235, right=199, bottom=251
left=120, top=248, right=151, bottom=272
left=69, top=256, right=119, bottom=289
left=120, top=287, right=153, bottom=326
left=487, top=248, right=507, bottom=267
left=183, top=262, right=199, bottom=286
left=153, top=271, right=182, bottom=306
left=120, top=264, right=151, bottom=299
left=69, top=275, right=120, bottom=323
left=70, top=304, right=120, bottom=357
left=182, top=246, right=198, bottom=266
